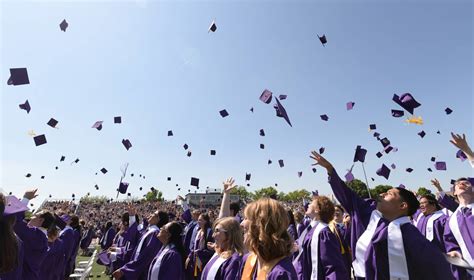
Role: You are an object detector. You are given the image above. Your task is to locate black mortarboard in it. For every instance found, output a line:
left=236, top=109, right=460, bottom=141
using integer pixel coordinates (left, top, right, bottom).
left=47, top=118, right=58, bottom=128
left=318, top=34, right=327, bottom=45
left=41, top=176, right=45, bottom=179
left=376, top=152, right=383, bottom=158
left=208, top=20, right=217, bottom=32
left=219, top=110, right=229, bottom=118
left=139, top=187, right=143, bottom=191
left=127, top=193, right=131, bottom=197
left=73, top=158, right=80, bottom=164
left=278, top=159, right=284, bottom=168
left=118, top=182, right=129, bottom=194
left=210, top=150, right=216, bottom=155
left=298, top=171, right=303, bottom=178
left=353, top=145, right=367, bottom=163
left=122, top=139, right=132, bottom=150
left=273, top=98, right=292, bottom=127
left=131, top=173, right=134, bottom=177
left=168, top=130, right=173, bottom=136
left=245, top=173, right=251, bottom=181
left=373, top=132, right=381, bottom=138
left=19, top=100, right=31, bottom=114
left=431, top=157, right=436, bottom=162
left=320, top=114, right=329, bottom=121
left=167, top=177, right=171, bottom=181
left=114, top=116, right=121, bottom=123
left=183, top=144, right=189, bottom=150
left=92, top=121, right=103, bottom=130
left=190, top=177, right=199, bottom=187
left=7, top=68, right=29, bottom=86
left=319, top=147, right=325, bottom=154
left=391, top=109, right=405, bottom=118
left=369, top=124, right=376, bottom=130
left=59, top=19, right=68, bottom=32
left=25, top=173, right=31, bottom=178
left=312, top=168, right=317, bottom=173
left=259, top=129, right=265, bottom=136
left=100, top=168, right=108, bottom=174
left=418, top=131, right=426, bottom=138
left=392, top=93, right=421, bottom=114
left=260, top=89, right=273, bottom=104
left=406, top=168, right=413, bottom=173
left=60, top=156, right=65, bottom=162
left=95, top=185, right=99, bottom=190
left=55, top=166, right=59, bottom=170
left=279, top=94, right=287, bottom=100
left=268, top=159, right=272, bottom=165
left=427, top=168, right=432, bottom=172
left=187, top=151, right=192, bottom=157
left=380, top=137, right=391, bottom=148
left=384, top=146, right=393, bottom=154
left=437, top=130, right=441, bottom=134
left=260, top=144, right=265, bottom=149
left=33, top=134, right=47, bottom=146
left=445, top=107, right=453, bottom=115
left=250, top=107, right=254, bottom=113
left=376, top=164, right=391, bottom=179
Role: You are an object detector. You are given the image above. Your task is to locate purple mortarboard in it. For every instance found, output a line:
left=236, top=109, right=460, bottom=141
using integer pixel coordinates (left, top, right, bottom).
left=33, top=134, right=47, bottom=146
left=391, top=163, right=396, bottom=169
left=122, top=139, right=132, bottom=150
left=19, top=100, right=31, bottom=113
left=25, top=173, right=32, bottom=178
left=456, top=150, right=467, bottom=161
left=219, top=109, right=229, bottom=118
left=210, top=150, right=216, bottom=155
left=376, top=151, right=383, bottom=158
left=312, top=167, right=317, bottom=173
left=398, top=184, right=406, bottom=189
left=187, top=151, right=192, bottom=157
left=97, top=251, right=111, bottom=266
left=384, top=146, right=393, bottom=154
left=268, top=159, right=272, bottom=165
left=59, top=19, right=68, bottom=32
left=320, top=114, right=329, bottom=121
left=319, top=147, right=325, bottom=154
left=208, top=20, right=217, bottom=32
left=260, top=144, right=265, bottom=149
left=190, top=177, right=199, bottom=187
left=118, top=182, right=129, bottom=194
left=114, top=116, right=121, bottom=124
left=418, top=131, right=426, bottom=138
left=298, top=171, right=303, bottom=178
left=273, top=98, right=292, bottom=127
left=3, top=196, right=29, bottom=216
left=167, top=130, right=173, bottom=136
left=183, top=144, right=189, bottom=150
left=100, top=168, right=108, bottom=174
left=369, top=124, right=376, bottom=130
left=353, top=145, right=367, bottom=163
left=260, top=89, right=273, bottom=104
left=380, top=137, right=390, bottom=148
left=427, top=168, right=432, bottom=172
left=279, top=94, right=287, bottom=100
left=7, top=68, right=30, bottom=86
left=392, top=93, right=421, bottom=114
left=318, top=34, right=327, bottom=45
left=406, top=168, right=413, bottom=173
left=346, top=102, right=355, bottom=111
left=278, top=159, right=284, bottom=168
left=259, top=129, right=265, bottom=136
left=92, top=121, right=103, bottom=131
left=344, top=170, right=354, bottom=182
left=391, top=109, right=405, bottom=118
left=435, top=161, right=447, bottom=171
left=250, top=107, right=254, bottom=113
left=47, top=118, right=58, bottom=128
left=245, top=173, right=251, bottom=181
left=445, top=108, right=453, bottom=115
left=376, top=164, right=391, bottom=179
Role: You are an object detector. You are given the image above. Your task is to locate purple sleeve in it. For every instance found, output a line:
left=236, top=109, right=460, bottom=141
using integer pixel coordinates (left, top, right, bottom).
left=437, top=193, right=459, bottom=212
left=221, top=254, right=242, bottom=280
left=319, top=229, right=350, bottom=280
left=443, top=220, right=461, bottom=253
left=104, top=228, right=116, bottom=249
left=120, top=234, right=162, bottom=278
left=159, top=251, right=184, bottom=280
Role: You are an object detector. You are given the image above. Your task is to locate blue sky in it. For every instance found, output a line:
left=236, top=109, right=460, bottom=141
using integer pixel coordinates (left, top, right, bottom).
left=1, top=0, right=473, bottom=205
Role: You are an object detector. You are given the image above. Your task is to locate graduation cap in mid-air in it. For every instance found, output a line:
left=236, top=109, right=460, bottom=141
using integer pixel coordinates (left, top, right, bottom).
left=259, top=129, right=265, bottom=136
left=7, top=68, right=29, bottom=86
left=100, top=168, right=108, bottom=174
left=392, top=93, right=421, bottom=114
left=376, top=164, right=391, bottom=180
left=245, top=173, right=251, bottom=181
left=208, top=20, right=217, bottom=32
left=317, top=34, right=327, bottom=46
left=346, top=102, right=355, bottom=111
left=456, top=150, right=467, bottom=161
left=435, top=161, right=447, bottom=171
left=320, top=114, right=329, bottom=121
left=273, top=98, right=292, bottom=127
left=391, top=109, right=405, bottom=118
left=118, top=182, right=129, bottom=194
left=260, top=144, right=265, bottom=149
left=114, top=116, right=122, bottom=124
left=19, top=100, right=31, bottom=114
left=298, top=171, right=303, bottom=178
left=92, top=121, right=103, bottom=131
left=47, top=118, right=58, bottom=128
left=210, top=150, right=216, bottom=156
left=353, top=145, right=367, bottom=163
left=278, top=159, right=284, bottom=168
left=167, top=130, right=173, bottom=136
left=445, top=107, right=453, bottom=115
left=33, top=134, right=47, bottom=146
left=60, top=156, right=65, bottom=162
left=219, top=110, right=229, bottom=118
left=190, top=177, right=199, bottom=187
left=122, top=139, right=132, bottom=150
left=59, top=19, right=68, bottom=32
left=279, top=94, right=287, bottom=100
left=418, top=131, right=426, bottom=138
left=260, top=89, right=273, bottom=104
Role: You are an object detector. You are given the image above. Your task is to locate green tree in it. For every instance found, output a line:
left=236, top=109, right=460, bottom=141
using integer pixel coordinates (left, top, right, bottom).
left=347, top=179, right=370, bottom=199
left=145, top=189, right=164, bottom=202
left=370, top=185, right=392, bottom=198
left=417, top=187, right=432, bottom=196
left=284, top=189, right=311, bottom=202
left=253, top=186, right=278, bottom=200
left=231, top=186, right=253, bottom=202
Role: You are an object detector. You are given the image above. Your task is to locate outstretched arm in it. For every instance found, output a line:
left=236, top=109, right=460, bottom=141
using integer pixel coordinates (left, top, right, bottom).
left=451, top=133, right=474, bottom=168
left=431, top=179, right=459, bottom=212
left=218, top=177, right=236, bottom=219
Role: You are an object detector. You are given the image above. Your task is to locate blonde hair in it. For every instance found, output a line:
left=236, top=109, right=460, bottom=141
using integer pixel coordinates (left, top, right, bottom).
left=243, top=198, right=293, bottom=262
left=213, top=217, right=244, bottom=258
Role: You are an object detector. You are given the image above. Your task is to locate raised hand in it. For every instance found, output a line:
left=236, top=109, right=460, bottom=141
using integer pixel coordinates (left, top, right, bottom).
left=310, top=151, right=333, bottom=173
left=23, top=189, right=38, bottom=200
left=431, top=179, right=443, bottom=192
left=127, top=203, right=136, bottom=216
left=222, top=177, right=236, bottom=193
left=450, top=133, right=472, bottom=153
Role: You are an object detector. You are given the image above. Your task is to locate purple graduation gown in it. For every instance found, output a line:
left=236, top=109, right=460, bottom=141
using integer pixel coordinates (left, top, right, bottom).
left=443, top=207, right=474, bottom=280
left=59, top=227, right=75, bottom=278
left=238, top=254, right=297, bottom=280
left=438, top=193, right=459, bottom=213
left=39, top=239, right=66, bottom=280
left=296, top=222, right=305, bottom=238
left=147, top=246, right=184, bottom=280
left=120, top=226, right=163, bottom=280
left=287, top=224, right=298, bottom=242
left=295, top=226, right=349, bottom=280
left=415, top=212, right=448, bottom=251
left=80, top=228, right=94, bottom=250
left=186, top=228, right=214, bottom=280
left=0, top=236, right=24, bottom=280
left=13, top=212, right=48, bottom=280
left=100, top=227, right=116, bottom=250
left=183, top=220, right=198, bottom=256
left=201, top=252, right=242, bottom=280
left=66, top=228, right=81, bottom=276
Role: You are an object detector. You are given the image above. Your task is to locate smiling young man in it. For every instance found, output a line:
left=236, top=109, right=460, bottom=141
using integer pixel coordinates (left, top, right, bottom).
left=413, top=194, right=448, bottom=251
left=310, top=151, right=453, bottom=280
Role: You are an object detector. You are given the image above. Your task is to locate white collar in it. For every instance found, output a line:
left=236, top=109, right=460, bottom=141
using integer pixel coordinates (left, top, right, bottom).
left=460, top=203, right=474, bottom=208
left=148, top=225, right=159, bottom=231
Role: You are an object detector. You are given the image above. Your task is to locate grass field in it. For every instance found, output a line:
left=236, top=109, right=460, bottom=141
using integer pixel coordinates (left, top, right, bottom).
left=75, top=248, right=107, bottom=279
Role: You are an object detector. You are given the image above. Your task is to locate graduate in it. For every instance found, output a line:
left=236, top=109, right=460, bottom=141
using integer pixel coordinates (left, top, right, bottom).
left=443, top=177, right=474, bottom=280
left=294, top=211, right=305, bottom=238
left=185, top=213, right=214, bottom=280
left=67, top=215, right=82, bottom=276
left=57, top=214, right=76, bottom=278
left=413, top=194, right=448, bottom=251
left=287, top=210, right=298, bottom=242
left=182, top=204, right=201, bottom=256
left=0, top=194, right=25, bottom=280
left=79, top=222, right=95, bottom=255
left=432, top=179, right=459, bottom=213
left=14, top=189, right=51, bottom=280
left=239, top=198, right=297, bottom=280
left=147, top=221, right=186, bottom=279
left=201, top=217, right=243, bottom=280
left=112, top=209, right=168, bottom=279
left=100, top=221, right=116, bottom=250
left=329, top=205, right=352, bottom=277
left=310, top=151, right=453, bottom=280
left=39, top=226, right=66, bottom=280
left=294, top=195, right=350, bottom=280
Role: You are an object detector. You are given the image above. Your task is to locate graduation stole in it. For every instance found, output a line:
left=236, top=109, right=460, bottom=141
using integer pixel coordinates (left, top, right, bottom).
left=241, top=253, right=286, bottom=280
left=329, top=222, right=345, bottom=255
